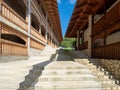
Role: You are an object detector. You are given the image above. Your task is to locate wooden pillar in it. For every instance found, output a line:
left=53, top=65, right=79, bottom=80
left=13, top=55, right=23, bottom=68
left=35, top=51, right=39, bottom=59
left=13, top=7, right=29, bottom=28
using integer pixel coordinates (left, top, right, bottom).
left=39, top=24, right=41, bottom=34
left=88, top=15, right=92, bottom=57
left=77, top=30, right=80, bottom=50
left=81, top=30, right=84, bottom=44
left=0, top=0, right=3, bottom=15
left=0, top=24, right=2, bottom=54
left=46, top=14, right=48, bottom=45
left=0, top=0, right=3, bottom=54
left=28, top=0, right=31, bottom=55
left=91, top=14, right=94, bottom=58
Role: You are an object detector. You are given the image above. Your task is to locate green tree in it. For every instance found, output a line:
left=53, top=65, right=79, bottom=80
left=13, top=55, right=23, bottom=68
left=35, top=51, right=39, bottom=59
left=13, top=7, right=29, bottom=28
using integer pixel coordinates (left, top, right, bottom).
left=60, top=38, right=76, bottom=48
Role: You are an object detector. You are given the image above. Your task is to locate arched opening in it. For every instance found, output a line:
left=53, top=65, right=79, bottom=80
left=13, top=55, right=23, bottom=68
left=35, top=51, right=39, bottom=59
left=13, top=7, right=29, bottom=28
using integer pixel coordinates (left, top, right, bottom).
left=41, top=25, right=46, bottom=37
left=93, top=38, right=104, bottom=48
left=31, top=14, right=39, bottom=31
left=3, top=0, right=26, bottom=19
left=1, top=34, right=26, bottom=45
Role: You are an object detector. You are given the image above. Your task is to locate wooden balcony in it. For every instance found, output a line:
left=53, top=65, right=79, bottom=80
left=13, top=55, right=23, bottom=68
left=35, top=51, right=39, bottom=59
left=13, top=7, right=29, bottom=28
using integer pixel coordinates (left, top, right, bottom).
left=93, top=42, right=120, bottom=59
left=0, top=39, right=28, bottom=56
left=0, top=2, right=28, bottom=32
left=0, top=1, right=47, bottom=55
left=31, top=26, right=46, bottom=43
left=93, top=1, right=120, bottom=36
left=79, top=41, right=88, bottom=50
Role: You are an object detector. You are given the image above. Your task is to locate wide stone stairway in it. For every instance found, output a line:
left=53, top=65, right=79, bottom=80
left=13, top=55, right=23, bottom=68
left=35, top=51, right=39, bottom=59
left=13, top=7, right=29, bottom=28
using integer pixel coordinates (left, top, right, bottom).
left=26, top=50, right=102, bottom=90
left=0, top=48, right=120, bottom=90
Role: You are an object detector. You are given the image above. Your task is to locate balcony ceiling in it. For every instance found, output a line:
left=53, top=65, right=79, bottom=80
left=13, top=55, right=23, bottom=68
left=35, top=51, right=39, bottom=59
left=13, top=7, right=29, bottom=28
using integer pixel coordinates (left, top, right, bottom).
left=44, top=0, right=63, bottom=42
left=65, top=0, right=115, bottom=38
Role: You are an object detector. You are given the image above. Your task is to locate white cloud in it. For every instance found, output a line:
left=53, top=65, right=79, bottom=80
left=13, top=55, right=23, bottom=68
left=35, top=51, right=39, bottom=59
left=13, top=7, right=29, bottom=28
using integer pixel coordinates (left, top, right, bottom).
left=69, top=0, right=76, bottom=4
left=57, top=0, right=61, bottom=4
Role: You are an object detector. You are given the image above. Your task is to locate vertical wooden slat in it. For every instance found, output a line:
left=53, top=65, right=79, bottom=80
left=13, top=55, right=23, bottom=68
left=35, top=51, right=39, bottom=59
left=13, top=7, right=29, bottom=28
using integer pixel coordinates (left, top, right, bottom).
left=93, top=42, right=120, bottom=59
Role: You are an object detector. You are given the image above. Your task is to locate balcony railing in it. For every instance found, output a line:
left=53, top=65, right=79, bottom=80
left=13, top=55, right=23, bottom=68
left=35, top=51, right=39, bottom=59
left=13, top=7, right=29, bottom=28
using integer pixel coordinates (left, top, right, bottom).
left=31, top=26, right=46, bottom=43
left=0, top=39, right=28, bottom=56
left=93, top=42, right=120, bottom=59
left=0, top=1, right=47, bottom=45
left=93, top=2, right=120, bottom=36
left=0, top=2, right=28, bottom=32
left=79, top=41, right=88, bottom=50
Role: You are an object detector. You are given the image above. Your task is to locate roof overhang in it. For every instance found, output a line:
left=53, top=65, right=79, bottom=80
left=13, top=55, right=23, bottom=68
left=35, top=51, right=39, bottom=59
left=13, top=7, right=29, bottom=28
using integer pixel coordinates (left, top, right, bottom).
left=44, top=0, right=63, bottom=42
left=65, top=0, right=103, bottom=38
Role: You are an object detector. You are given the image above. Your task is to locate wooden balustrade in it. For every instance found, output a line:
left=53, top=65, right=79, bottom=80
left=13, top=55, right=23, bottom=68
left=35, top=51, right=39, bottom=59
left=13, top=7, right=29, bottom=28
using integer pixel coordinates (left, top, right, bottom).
left=31, top=26, right=46, bottom=43
left=93, top=2, right=120, bottom=36
left=79, top=41, right=88, bottom=50
left=0, top=39, right=28, bottom=56
left=0, top=2, right=28, bottom=32
left=30, top=39, right=45, bottom=50
left=93, top=42, right=120, bottom=59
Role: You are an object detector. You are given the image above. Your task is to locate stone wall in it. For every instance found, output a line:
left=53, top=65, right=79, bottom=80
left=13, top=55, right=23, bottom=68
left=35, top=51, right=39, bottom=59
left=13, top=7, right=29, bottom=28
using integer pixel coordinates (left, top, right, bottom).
left=99, top=59, right=120, bottom=80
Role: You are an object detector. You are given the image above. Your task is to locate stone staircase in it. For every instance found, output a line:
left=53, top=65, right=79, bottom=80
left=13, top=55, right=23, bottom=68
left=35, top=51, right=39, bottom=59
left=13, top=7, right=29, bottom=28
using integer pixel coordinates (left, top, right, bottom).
left=29, top=48, right=42, bottom=56
left=18, top=50, right=102, bottom=90
left=0, top=45, right=56, bottom=90
left=69, top=51, right=120, bottom=90
left=28, top=61, right=101, bottom=90
left=76, top=59, right=120, bottom=90
left=0, top=49, right=119, bottom=90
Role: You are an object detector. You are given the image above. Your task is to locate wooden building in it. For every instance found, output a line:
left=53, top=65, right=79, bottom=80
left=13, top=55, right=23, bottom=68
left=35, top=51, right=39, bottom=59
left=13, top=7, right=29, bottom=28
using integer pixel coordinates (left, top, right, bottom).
left=0, top=0, right=62, bottom=57
left=65, top=0, right=120, bottom=60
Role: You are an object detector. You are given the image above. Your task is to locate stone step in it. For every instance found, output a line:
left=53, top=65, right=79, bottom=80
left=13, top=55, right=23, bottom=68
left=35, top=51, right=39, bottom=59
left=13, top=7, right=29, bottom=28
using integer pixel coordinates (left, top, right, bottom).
left=38, top=75, right=97, bottom=81
left=98, top=79, right=116, bottom=84
left=0, top=70, right=29, bottom=75
left=0, top=66, right=32, bottom=70
left=36, top=81, right=100, bottom=84
left=0, top=83, right=19, bottom=90
left=44, top=66, right=87, bottom=70
left=41, top=69, right=92, bottom=75
left=0, top=76, right=25, bottom=82
left=101, top=83, right=120, bottom=90
left=34, top=83, right=101, bottom=89
left=29, top=87, right=102, bottom=90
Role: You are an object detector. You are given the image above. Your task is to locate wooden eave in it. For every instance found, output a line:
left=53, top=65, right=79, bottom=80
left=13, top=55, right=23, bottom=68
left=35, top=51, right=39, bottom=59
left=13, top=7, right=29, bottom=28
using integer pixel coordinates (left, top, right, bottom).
left=65, top=0, right=103, bottom=38
left=44, top=0, right=63, bottom=42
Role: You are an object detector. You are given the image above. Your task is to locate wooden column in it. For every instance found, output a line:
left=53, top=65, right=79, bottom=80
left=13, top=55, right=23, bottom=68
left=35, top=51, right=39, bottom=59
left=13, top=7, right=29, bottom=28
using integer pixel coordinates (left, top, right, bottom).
left=39, top=24, right=41, bottom=34
left=28, top=0, right=31, bottom=55
left=81, top=30, right=84, bottom=44
left=91, top=14, right=94, bottom=58
left=77, top=30, right=80, bottom=50
left=0, top=0, right=3, bottom=15
left=0, top=0, right=2, bottom=54
left=0, top=24, right=2, bottom=54
left=46, top=14, right=48, bottom=45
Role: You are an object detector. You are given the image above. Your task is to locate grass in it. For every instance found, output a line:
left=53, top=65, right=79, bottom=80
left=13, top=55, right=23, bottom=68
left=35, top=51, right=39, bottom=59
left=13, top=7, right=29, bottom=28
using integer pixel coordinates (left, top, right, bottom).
left=63, top=48, right=75, bottom=51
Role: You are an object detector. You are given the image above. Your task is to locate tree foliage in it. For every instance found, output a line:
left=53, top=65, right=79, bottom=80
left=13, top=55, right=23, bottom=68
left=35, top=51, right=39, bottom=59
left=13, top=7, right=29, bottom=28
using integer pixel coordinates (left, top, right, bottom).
left=60, top=38, right=76, bottom=48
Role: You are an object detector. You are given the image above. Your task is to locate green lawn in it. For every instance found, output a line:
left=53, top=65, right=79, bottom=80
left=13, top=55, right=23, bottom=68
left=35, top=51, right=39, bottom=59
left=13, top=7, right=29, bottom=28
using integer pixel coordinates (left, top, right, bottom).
left=63, top=48, right=75, bottom=51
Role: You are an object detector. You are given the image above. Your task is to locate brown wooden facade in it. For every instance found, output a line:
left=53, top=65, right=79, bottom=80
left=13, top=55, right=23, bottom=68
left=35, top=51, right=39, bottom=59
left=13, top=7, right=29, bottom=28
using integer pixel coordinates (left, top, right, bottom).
left=92, top=1, right=120, bottom=59
left=0, top=0, right=62, bottom=56
left=65, top=0, right=120, bottom=60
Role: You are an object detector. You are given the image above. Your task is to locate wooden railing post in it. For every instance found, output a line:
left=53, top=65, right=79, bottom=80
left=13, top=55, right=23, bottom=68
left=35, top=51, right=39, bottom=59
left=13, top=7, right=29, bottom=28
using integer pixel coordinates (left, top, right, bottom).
left=0, top=24, right=2, bottom=54
left=0, top=0, right=3, bottom=15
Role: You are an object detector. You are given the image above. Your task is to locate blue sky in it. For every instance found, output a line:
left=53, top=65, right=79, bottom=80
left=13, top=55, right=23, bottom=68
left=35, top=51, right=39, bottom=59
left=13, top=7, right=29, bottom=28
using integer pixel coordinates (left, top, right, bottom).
left=57, top=0, right=76, bottom=37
